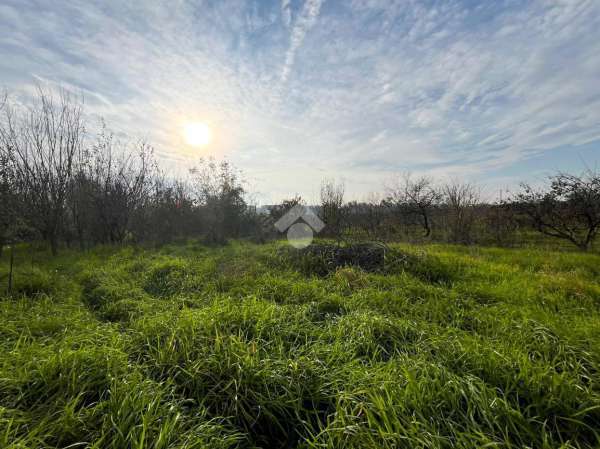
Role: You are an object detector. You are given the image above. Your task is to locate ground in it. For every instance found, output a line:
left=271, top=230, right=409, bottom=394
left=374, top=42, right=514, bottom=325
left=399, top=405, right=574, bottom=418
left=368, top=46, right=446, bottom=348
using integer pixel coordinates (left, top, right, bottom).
left=1, top=241, right=599, bottom=448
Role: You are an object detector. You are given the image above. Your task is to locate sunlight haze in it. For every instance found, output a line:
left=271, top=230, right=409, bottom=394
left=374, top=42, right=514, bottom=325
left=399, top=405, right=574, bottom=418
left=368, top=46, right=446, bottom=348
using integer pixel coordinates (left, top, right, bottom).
left=184, top=122, right=212, bottom=148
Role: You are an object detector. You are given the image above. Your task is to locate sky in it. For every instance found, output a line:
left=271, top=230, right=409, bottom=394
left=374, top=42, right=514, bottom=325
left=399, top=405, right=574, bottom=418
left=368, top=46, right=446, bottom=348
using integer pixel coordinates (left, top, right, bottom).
left=1, top=0, right=599, bottom=203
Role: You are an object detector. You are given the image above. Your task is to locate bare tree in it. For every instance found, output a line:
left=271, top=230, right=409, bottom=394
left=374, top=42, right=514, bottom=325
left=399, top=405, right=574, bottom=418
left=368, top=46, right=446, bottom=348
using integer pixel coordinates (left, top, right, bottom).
left=0, top=91, right=15, bottom=256
left=443, top=180, right=480, bottom=244
left=343, top=192, right=388, bottom=240
left=320, top=178, right=345, bottom=240
left=484, top=190, right=518, bottom=246
left=360, top=193, right=386, bottom=238
left=0, top=88, right=84, bottom=255
left=515, top=171, right=600, bottom=251
left=87, top=130, right=155, bottom=244
left=68, top=164, right=95, bottom=249
left=386, top=174, right=441, bottom=237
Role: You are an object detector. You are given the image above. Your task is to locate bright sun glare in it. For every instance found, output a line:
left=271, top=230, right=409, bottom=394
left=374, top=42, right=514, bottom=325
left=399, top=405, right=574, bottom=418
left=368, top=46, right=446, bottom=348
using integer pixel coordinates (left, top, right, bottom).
left=184, top=122, right=212, bottom=147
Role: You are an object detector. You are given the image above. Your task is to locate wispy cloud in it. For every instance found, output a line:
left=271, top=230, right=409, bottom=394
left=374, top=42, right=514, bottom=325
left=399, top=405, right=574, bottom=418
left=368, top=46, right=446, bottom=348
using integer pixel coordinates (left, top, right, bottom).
left=281, top=0, right=292, bottom=28
left=1, top=0, right=599, bottom=202
left=280, top=0, right=324, bottom=83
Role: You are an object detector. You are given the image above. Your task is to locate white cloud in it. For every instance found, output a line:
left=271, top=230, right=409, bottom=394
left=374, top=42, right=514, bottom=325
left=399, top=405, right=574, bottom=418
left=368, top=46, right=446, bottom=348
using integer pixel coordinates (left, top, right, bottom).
left=280, top=0, right=324, bottom=83
left=1, top=0, right=599, bottom=203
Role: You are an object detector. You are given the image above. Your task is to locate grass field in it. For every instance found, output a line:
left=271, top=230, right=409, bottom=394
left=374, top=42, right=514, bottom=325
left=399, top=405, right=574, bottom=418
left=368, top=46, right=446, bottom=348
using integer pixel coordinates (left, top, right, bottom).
left=1, top=241, right=599, bottom=448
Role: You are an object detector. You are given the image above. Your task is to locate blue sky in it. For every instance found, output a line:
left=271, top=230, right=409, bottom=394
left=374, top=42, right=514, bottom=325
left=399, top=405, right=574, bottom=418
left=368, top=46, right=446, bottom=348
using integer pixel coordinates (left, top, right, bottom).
left=1, top=0, right=599, bottom=203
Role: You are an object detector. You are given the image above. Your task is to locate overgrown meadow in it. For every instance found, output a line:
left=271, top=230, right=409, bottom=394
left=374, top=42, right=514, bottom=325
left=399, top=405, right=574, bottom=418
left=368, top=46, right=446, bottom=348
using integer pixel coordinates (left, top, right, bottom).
left=1, top=241, right=599, bottom=448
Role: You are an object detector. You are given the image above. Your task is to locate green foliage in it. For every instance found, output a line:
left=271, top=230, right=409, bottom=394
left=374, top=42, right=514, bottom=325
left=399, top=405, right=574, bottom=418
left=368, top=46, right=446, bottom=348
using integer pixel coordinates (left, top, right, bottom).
left=1, top=241, right=600, bottom=448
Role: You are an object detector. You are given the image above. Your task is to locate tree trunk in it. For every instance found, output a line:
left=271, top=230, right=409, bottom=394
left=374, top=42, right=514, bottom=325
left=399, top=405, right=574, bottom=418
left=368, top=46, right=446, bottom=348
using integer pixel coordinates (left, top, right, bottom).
left=422, top=211, right=431, bottom=237
left=49, top=235, right=58, bottom=256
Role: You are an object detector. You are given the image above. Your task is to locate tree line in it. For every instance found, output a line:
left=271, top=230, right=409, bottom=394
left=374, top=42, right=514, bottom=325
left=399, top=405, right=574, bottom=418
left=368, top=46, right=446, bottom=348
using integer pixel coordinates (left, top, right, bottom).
left=1, top=88, right=599, bottom=254
left=309, top=172, right=600, bottom=251
left=0, top=89, right=261, bottom=255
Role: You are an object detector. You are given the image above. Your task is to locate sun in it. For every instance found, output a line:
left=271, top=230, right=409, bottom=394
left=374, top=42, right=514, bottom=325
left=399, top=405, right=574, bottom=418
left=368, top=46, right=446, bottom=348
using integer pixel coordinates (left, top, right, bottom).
left=184, top=122, right=212, bottom=147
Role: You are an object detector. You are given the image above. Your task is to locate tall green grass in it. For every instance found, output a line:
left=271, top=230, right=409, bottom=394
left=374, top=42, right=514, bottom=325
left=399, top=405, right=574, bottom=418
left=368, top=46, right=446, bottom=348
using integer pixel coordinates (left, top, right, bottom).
left=0, top=241, right=599, bottom=448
